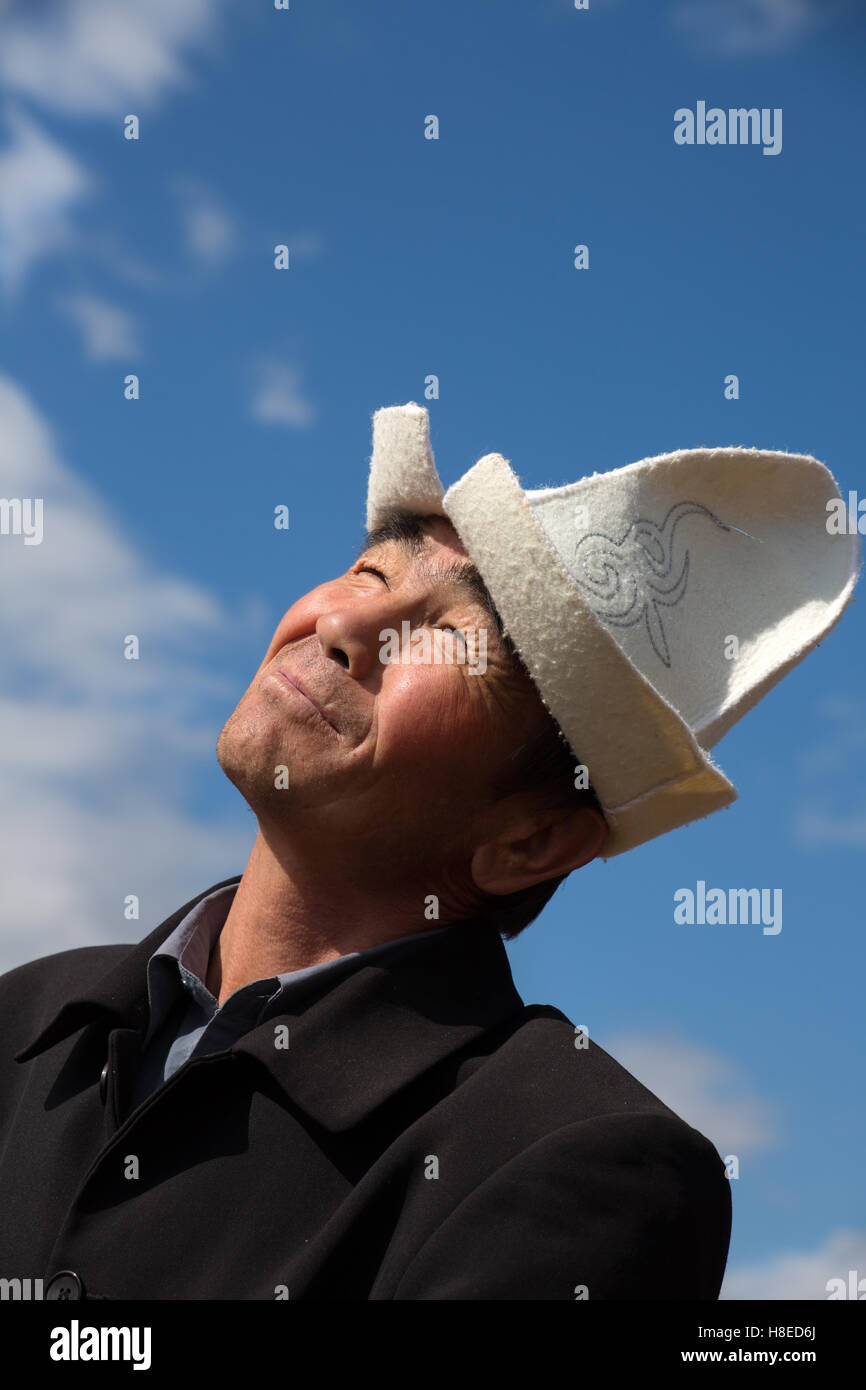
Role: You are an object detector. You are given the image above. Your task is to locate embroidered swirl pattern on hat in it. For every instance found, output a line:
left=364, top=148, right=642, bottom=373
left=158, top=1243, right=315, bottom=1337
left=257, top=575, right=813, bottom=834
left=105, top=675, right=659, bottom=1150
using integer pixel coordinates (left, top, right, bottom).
left=571, top=500, right=736, bottom=668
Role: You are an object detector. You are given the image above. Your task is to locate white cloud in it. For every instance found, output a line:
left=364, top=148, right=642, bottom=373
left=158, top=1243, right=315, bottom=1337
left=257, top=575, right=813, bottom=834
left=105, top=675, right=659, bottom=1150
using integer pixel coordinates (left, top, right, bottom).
left=792, top=694, right=866, bottom=846
left=0, top=105, right=94, bottom=295
left=87, top=234, right=165, bottom=290
left=670, top=0, right=841, bottom=55
left=605, top=1030, right=779, bottom=1155
left=0, top=1, right=226, bottom=292
left=173, top=177, right=236, bottom=268
left=0, top=372, right=255, bottom=972
left=793, top=807, right=866, bottom=848
left=0, top=6, right=318, bottom=303
left=0, top=0, right=225, bottom=118
left=795, top=694, right=866, bottom=778
left=56, top=290, right=142, bottom=360
left=285, top=232, right=324, bottom=260
left=722, top=1228, right=866, bottom=1299
left=250, top=360, right=316, bottom=429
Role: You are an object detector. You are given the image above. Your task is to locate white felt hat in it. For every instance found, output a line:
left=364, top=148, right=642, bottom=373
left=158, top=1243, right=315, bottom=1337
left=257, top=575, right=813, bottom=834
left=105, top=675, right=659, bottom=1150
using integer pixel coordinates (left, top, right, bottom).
left=366, top=402, right=860, bottom=858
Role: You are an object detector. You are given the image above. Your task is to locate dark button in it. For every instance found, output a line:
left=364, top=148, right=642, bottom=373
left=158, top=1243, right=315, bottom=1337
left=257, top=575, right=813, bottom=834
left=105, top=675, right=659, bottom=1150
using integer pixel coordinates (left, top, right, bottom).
left=45, top=1270, right=85, bottom=1300
left=98, top=1061, right=109, bottom=1102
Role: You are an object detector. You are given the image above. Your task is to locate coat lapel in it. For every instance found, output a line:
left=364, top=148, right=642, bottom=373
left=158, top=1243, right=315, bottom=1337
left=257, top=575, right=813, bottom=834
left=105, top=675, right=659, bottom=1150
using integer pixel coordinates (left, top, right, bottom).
left=232, top=919, right=525, bottom=1132
left=14, top=877, right=243, bottom=1062
left=15, top=878, right=526, bottom=1136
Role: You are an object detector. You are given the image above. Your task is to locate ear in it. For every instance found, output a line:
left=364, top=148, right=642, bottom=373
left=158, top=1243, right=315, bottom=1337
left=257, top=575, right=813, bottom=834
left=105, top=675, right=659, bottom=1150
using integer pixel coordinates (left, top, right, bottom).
left=470, top=804, right=608, bottom=897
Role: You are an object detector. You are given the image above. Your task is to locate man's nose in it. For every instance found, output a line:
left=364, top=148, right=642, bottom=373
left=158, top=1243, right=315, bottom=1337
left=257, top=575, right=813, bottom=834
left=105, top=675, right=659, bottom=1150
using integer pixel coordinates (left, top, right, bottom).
left=316, top=597, right=406, bottom=680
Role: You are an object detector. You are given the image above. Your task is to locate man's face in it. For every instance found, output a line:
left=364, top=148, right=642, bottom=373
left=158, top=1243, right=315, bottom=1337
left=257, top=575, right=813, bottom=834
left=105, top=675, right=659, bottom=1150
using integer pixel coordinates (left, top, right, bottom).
left=217, top=514, right=553, bottom=893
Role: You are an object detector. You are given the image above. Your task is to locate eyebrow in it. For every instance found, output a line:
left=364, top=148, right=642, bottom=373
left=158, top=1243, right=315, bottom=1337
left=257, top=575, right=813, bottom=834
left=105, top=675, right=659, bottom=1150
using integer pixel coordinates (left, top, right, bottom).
left=356, top=510, right=507, bottom=637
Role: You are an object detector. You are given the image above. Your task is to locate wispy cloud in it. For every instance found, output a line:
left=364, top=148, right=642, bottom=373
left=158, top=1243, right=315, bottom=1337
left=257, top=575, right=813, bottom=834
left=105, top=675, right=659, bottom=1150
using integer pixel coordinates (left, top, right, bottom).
left=796, top=694, right=866, bottom=778
left=792, top=694, right=866, bottom=847
left=0, top=372, right=255, bottom=970
left=722, top=1228, right=866, bottom=1299
left=56, top=290, right=142, bottom=360
left=0, top=105, right=94, bottom=296
left=250, top=359, right=316, bottom=429
left=173, top=176, right=237, bottom=269
left=87, top=233, right=166, bottom=290
left=794, top=807, right=866, bottom=848
left=0, top=0, right=226, bottom=118
left=0, top=0, right=226, bottom=295
left=605, top=1030, right=779, bottom=1155
left=669, top=0, right=844, bottom=56
left=284, top=232, right=324, bottom=261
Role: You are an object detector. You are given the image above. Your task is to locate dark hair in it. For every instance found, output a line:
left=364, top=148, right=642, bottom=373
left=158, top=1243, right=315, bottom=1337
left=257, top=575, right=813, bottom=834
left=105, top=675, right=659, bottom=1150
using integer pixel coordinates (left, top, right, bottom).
left=476, top=638, right=605, bottom=941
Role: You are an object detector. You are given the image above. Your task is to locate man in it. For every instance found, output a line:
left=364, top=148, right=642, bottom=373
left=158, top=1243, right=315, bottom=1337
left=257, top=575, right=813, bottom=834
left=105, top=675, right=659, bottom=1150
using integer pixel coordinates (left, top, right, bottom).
left=0, top=403, right=857, bottom=1300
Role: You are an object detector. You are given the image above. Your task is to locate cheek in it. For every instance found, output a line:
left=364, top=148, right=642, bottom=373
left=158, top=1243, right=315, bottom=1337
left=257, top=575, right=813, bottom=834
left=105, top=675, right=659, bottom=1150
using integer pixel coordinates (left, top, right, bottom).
left=377, top=665, right=489, bottom=767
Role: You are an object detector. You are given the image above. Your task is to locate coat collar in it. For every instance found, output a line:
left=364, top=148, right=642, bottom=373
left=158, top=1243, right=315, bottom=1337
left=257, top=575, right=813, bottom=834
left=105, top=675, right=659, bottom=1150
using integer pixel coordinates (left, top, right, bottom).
left=232, top=915, right=524, bottom=1131
left=14, top=876, right=245, bottom=1063
left=15, top=878, right=526, bottom=1133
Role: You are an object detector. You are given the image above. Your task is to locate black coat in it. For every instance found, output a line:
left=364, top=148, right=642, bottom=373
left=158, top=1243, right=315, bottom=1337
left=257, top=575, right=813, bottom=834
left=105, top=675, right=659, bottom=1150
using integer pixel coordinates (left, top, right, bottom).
left=0, top=877, right=731, bottom=1300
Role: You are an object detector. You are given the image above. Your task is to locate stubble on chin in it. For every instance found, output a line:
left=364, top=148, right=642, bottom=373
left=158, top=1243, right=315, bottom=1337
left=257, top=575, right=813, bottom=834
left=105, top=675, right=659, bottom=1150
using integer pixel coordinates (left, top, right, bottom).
left=215, top=694, right=292, bottom=816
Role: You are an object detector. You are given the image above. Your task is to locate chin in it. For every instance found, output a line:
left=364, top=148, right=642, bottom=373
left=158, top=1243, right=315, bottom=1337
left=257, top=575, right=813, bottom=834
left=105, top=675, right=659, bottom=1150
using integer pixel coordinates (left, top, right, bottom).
left=218, top=752, right=293, bottom=819
left=218, top=716, right=309, bottom=819
left=217, top=717, right=268, bottom=787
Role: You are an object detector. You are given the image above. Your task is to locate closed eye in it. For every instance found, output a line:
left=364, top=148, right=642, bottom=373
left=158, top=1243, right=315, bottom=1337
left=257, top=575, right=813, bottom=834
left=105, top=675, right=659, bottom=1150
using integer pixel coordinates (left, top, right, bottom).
left=355, top=564, right=389, bottom=585
left=355, top=564, right=465, bottom=638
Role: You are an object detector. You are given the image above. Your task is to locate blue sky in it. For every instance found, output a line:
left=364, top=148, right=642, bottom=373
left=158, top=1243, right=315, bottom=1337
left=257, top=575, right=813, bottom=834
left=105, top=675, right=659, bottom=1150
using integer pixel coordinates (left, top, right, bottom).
left=1, top=0, right=864, bottom=1299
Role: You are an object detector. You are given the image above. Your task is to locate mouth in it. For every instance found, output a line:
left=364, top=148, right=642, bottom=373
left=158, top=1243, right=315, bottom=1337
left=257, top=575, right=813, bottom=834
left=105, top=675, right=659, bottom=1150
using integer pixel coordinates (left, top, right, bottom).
left=274, top=668, right=340, bottom=733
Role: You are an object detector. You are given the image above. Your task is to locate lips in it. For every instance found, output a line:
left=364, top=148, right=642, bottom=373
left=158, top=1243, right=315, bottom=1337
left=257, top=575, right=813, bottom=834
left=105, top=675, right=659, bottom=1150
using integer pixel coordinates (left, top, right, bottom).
left=275, top=667, right=338, bottom=732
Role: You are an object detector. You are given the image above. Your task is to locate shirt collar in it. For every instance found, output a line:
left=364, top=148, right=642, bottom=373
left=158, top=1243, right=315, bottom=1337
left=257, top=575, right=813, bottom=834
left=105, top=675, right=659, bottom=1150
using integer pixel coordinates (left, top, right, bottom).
left=16, top=875, right=468, bottom=1062
left=14, top=876, right=524, bottom=1134
left=146, top=880, right=456, bottom=1025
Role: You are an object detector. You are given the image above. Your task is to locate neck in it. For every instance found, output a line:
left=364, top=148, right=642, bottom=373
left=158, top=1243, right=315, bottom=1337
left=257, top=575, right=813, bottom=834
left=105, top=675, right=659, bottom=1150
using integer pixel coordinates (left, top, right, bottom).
left=206, top=826, right=448, bottom=1006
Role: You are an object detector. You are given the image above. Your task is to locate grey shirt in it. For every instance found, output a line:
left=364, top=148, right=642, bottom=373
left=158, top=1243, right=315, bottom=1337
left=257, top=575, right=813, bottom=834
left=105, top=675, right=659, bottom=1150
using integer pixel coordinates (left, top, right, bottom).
left=127, top=882, right=453, bottom=1114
